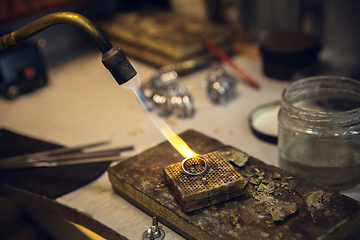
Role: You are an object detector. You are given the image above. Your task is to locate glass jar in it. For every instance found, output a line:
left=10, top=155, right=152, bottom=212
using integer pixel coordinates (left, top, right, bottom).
left=278, top=76, right=360, bottom=190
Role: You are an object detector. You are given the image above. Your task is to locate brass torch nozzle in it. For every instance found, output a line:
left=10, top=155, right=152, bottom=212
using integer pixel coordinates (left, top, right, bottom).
left=0, top=12, right=136, bottom=85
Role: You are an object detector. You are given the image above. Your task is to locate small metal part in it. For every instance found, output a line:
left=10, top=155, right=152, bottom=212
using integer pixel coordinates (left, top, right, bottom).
left=141, top=73, right=195, bottom=118
left=181, top=156, right=207, bottom=176
left=152, top=70, right=179, bottom=88
left=140, top=82, right=157, bottom=112
left=169, top=86, right=195, bottom=118
left=140, top=85, right=173, bottom=116
left=140, top=70, right=178, bottom=117
left=151, top=92, right=173, bottom=117
left=142, top=217, right=165, bottom=240
left=273, top=172, right=282, bottom=180
left=207, top=67, right=237, bottom=104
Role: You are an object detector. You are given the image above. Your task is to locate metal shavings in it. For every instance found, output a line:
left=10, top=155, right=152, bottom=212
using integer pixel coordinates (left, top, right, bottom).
left=273, top=172, right=282, bottom=180
left=266, top=182, right=277, bottom=194
left=295, top=190, right=337, bottom=224
left=305, top=191, right=334, bottom=212
left=253, top=192, right=298, bottom=222
left=213, top=208, right=243, bottom=230
left=262, top=178, right=272, bottom=185
left=255, top=181, right=280, bottom=195
left=247, top=168, right=285, bottom=195
left=221, top=149, right=249, bottom=168
left=257, top=184, right=266, bottom=192
left=231, top=214, right=242, bottom=229
left=155, top=181, right=166, bottom=190
left=265, top=220, right=273, bottom=225
left=270, top=202, right=297, bottom=222
left=295, top=190, right=317, bottom=223
left=245, top=167, right=298, bottom=223
left=250, top=178, right=261, bottom=186
left=254, top=170, right=265, bottom=177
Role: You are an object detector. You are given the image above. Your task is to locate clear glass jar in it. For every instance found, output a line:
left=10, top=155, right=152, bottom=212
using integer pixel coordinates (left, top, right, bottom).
left=278, top=76, right=360, bottom=190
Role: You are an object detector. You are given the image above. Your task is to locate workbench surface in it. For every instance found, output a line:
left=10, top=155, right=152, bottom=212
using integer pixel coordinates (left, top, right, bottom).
left=1, top=47, right=359, bottom=239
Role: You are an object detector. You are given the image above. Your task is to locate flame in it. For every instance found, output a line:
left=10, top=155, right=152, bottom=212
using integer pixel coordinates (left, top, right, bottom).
left=122, top=75, right=198, bottom=158
left=158, top=123, right=198, bottom=158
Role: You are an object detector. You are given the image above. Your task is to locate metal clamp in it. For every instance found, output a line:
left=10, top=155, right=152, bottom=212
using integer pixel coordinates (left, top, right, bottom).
left=142, top=217, right=165, bottom=240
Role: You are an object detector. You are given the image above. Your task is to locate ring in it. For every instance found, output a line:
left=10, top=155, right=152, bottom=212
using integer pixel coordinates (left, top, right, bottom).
left=181, top=156, right=207, bottom=176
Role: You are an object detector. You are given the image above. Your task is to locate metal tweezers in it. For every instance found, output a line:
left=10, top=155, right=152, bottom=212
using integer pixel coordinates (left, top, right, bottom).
left=0, top=140, right=133, bottom=170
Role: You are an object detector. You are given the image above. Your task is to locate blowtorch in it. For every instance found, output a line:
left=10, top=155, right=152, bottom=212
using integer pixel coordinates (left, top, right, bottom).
left=0, top=11, right=137, bottom=85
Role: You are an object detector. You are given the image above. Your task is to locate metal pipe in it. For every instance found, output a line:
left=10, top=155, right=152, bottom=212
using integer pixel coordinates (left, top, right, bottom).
left=0, top=12, right=137, bottom=85
left=0, top=12, right=112, bottom=54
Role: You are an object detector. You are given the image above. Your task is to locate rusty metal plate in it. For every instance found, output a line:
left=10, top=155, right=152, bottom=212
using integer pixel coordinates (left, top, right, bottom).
left=164, top=151, right=245, bottom=212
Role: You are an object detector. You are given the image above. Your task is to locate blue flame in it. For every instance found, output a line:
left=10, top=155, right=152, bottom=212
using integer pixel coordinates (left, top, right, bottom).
left=122, top=75, right=198, bottom=158
left=122, top=75, right=154, bottom=112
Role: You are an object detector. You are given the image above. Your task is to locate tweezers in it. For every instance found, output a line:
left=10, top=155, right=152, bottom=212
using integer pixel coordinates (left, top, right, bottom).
left=0, top=140, right=133, bottom=170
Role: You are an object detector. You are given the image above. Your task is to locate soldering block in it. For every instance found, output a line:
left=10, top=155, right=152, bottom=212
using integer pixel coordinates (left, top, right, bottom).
left=108, top=130, right=360, bottom=240
left=164, top=151, right=246, bottom=212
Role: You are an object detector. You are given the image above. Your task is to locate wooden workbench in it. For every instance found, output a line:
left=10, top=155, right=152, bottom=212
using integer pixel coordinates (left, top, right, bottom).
left=1, top=47, right=360, bottom=239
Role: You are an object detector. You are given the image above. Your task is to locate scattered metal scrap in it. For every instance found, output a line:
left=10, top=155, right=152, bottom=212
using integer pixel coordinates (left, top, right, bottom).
left=222, top=149, right=298, bottom=223
left=220, top=149, right=249, bottom=168
left=296, top=190, right=339, bottom=224
left=244, top=168, right=298, bottom=223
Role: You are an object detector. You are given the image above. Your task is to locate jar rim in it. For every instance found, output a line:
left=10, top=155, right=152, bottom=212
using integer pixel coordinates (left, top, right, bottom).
left=281, top=76, right=360, bottom=122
